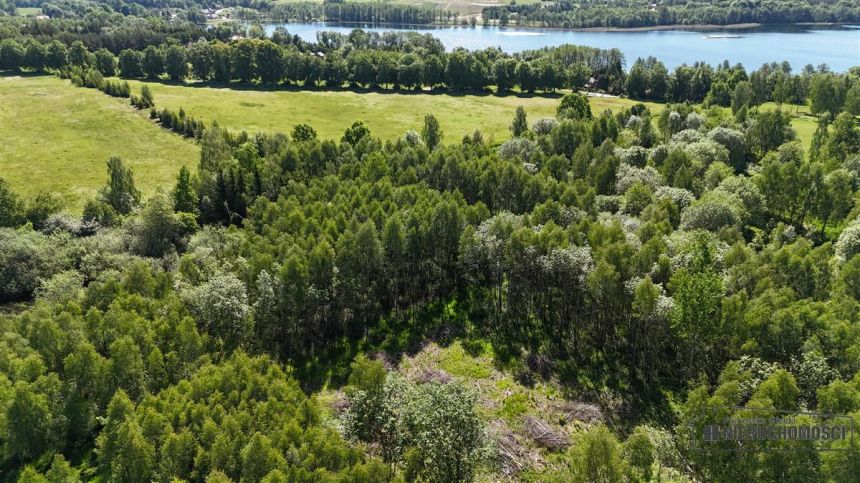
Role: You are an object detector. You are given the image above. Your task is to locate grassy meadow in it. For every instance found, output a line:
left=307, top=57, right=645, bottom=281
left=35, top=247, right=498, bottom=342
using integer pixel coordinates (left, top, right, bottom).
left=0, top=75, right=200, bottom=211
left=757, top=101, right=817, bottom=148
left=2, top=73, right=818, bottom=211
left=121, top=79, right=662, bottom=141
left=120, top=80, right=817, bottom=147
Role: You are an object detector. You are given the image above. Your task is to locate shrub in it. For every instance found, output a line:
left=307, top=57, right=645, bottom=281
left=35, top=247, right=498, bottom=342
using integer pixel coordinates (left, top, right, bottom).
left=0, top=177, right=25, bottom=227
left=708, top=126, right=748, bottom=171
left=835, top=218, right=860, bottom=261
left=615, top=145, right=649, bottom=167
left=0, top=228, right=69, bottom=301
left=565, top=424, right=626, bottom=483
left=684, top=139, right=730, bottom=168
left=83, top=199, right=120, bottom=228
left=127, top=193, right=192, bottom=258
left=399, top=380, right=485, bottom=483
left=703, top=161, right=734, bottom=190
left=403, top=129, right=423, bottom=146
left=557, top=92, right=592, bottom=120
left=532, top=117, right=557, bottom=135
left=36, top=269, right=85, bottom=305
left=671, top=128, right=703, bottom=145
left=715, top=175, right=764, bottom=222
left=624, top=182, right=654, bottom=215
left=182, top=272, right=252, bottom=349
left=498, top=137, right=538, bottom=162
left=344, top=371, right=486, bottom=481
left=685, top=112, right=705, bottom=130
left=623, top=426, right=655, bottom=482
left=680, top=191, right=745, bottom=232
left=595, top=195, right=623, bottom=213
left=615, top=164, right=664, bottom=194
left=654, top=186, right=695, bottom=210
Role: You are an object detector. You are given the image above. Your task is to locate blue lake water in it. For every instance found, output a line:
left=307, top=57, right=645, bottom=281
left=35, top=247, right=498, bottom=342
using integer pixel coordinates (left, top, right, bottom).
left=264, top=22, right=860, bottom=72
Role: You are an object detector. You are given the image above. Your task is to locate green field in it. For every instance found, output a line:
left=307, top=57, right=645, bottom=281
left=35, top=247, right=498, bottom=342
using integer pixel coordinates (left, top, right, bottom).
left=122, top=80, right=818, bottom=146
left=757, top=101, right=817, bottom=148
left=790, top=115, right=816, bottom=148
left=121, top=79, right=661, bottom=141
left=2, top=74, right=818, bottom=211
left=0, top=75, right=200, bottom=210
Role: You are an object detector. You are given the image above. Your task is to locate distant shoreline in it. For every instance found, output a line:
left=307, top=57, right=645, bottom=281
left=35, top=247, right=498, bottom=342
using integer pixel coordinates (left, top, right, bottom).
left=251, top=20, right=850, bottom=33
left=568, top=23, right=762, bottom=32
left=566, top=21, right=848, bottom=32
left=295, top=22, right=767, bottom=32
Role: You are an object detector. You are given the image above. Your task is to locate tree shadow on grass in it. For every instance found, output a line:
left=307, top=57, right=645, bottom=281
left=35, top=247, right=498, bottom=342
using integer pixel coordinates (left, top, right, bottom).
left=288, top=296, right=678, bottom=431
left=121, top=76, right=567, bottom=100
left=294, top=298, right=464, bottom=392
left=0, top=69, right=53, bottom=79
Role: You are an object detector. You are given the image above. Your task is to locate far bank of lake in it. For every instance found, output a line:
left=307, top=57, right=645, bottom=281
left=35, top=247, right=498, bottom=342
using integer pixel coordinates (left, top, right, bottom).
left=263, top=22, right=860, bottom=71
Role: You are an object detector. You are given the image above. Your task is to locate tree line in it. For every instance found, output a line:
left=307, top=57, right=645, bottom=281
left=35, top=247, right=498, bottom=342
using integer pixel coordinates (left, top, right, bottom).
left=269, top=1, right=455, bottom=26
left=483, top=0, right=860, bottom=29
left=14, top=0, right=860, bottom=30
left=3, top=0, right=210, bottom=52
left=4, top=31, right=859, bottom=109
left=0, top=34, right=628, bottom=92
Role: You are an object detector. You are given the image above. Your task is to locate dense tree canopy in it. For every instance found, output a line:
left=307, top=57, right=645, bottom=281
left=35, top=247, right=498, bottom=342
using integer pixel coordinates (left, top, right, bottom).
left=2, top=69, right=858, bottom=477
left=484, top=0, right=860, bottom=29
left=1, top=6, right=860, bottom=481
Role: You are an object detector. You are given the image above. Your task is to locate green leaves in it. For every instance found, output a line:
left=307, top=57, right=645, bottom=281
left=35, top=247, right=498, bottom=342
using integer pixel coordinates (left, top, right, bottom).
left=98, top=156, right=140, bottom=216
left=557, top=92, right=593, bottom=121
left=344, top=370, right=485, bottom=482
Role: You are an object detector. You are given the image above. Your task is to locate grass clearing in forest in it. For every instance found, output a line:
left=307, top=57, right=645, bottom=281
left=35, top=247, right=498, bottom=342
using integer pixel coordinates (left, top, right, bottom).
left=0, top=74, right=200, bottom=211
left=1, top=74, right=819, bottom=212
left=313, top=339, right=580, bottom=476
left=790, top=115, right=816, bottom=148
left=120, top=79, right=661, bottom=141
left=117, top=80, right=820, bottom=147
left=757, top=101, right=817, bottom=148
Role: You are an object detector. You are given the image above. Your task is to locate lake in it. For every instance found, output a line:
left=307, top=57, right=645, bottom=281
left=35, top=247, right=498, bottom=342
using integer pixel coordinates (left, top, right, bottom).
left=263, top=22, right=860, bottom=72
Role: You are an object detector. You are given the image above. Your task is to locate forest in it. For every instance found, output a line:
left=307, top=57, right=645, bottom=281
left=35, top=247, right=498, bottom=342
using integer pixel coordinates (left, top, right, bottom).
left=3, top=23, right=860, bottom=110
left=483, top=0, right=860, bottom=29
left=2, top=3, right=860, bottom=483
left=5, top=0, right=860, bottom=29
left=268, top=2, right=454, bottom=26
